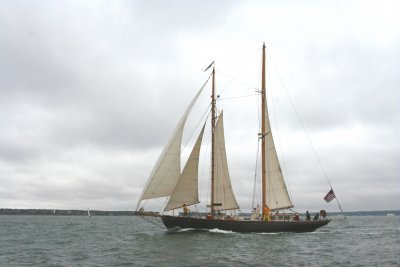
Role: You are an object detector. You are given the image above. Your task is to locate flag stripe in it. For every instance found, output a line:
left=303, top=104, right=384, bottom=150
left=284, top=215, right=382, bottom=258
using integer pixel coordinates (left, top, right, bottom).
left=324, top=189, right=336, bottom=203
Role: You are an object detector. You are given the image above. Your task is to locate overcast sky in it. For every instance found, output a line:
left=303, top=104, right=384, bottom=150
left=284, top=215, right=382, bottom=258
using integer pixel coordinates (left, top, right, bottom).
left=1, top=0, right=399, bottom=212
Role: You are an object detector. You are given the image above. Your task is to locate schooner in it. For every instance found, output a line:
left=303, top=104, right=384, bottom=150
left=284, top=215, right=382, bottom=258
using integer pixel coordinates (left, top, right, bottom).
left=136, top=43, right=330, bottom=232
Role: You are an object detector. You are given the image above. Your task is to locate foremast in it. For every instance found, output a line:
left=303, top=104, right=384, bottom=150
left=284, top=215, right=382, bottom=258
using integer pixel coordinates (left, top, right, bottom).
left=210, top=66, right=216, bottom=218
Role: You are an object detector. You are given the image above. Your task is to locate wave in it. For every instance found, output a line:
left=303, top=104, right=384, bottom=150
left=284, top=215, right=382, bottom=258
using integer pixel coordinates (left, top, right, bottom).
left=176, top=228, right=196, bottom=232
left=256, top=232, right=284, bottom=235
left=208, top=228, right=235, bottom=234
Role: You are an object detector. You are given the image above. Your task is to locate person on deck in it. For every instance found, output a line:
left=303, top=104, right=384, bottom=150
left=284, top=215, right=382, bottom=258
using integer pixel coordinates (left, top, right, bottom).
left=255, top=205, right=260, bottom=219
left=183, top=204, right=189, bottom=217
left=251, top=208, right=260, bottom=220
left=306, top=210, right=310, bottom=221
left=320, top=210, right=327, bottom=220
left=263, top=205, right=270, bottom=221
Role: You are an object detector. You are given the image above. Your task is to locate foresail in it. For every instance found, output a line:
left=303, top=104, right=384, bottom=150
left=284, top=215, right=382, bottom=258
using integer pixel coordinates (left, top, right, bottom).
left=213, top=112, right=239, bottom=211
left=164, top=124, right=205, bottom=211
left=264, top=106, right=293, bottom=210
left=136, top=81, right=208, bottom=209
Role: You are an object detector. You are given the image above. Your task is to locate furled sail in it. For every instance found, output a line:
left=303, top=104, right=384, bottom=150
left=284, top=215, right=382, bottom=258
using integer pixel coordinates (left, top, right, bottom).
left=264, top=104, right=294, bottom=210
left=213, top=112, right=239, bottom=211
left=136, top=81, right=208, bottom=209
left=164, top=124, right=205, bottom=211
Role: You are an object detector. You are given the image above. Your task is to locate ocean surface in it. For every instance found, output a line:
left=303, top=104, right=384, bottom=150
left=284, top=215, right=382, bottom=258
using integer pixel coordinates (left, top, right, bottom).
left=0, top=215, right=399, bottom=266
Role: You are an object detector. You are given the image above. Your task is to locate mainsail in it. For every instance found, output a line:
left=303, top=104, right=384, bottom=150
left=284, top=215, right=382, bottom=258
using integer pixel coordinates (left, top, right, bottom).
left=164, top=124, right=205, bottom=211
left=264, top=104, right=293, bottom=210
left=213, top=112, right=239, bottom=211
left=136, top=81, right=208, bottom=208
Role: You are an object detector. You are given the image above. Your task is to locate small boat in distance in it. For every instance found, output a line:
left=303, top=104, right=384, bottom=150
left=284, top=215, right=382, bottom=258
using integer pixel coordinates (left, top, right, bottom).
left=386, top=213, right=395, bottom=216
left=87, top=209, right=91, bottom=217
left=136, top=43, right=330, bottom=233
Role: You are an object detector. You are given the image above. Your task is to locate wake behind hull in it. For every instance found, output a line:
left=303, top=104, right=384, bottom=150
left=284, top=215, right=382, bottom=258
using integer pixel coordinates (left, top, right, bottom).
left=162, top=215, right=330, bottom=233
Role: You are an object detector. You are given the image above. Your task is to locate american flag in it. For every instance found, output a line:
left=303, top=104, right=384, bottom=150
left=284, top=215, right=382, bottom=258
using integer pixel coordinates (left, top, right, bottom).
left=324, top=189, right=336, bottom=203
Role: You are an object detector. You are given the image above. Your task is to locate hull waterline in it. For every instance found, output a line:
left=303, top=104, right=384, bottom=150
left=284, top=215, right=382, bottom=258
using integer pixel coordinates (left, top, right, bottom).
left=162, top=215, right=330, bottom=233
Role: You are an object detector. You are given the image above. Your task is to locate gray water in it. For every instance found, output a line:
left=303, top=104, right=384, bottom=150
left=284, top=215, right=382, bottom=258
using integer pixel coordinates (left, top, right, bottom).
left=0, top=215, right=399, bottom=266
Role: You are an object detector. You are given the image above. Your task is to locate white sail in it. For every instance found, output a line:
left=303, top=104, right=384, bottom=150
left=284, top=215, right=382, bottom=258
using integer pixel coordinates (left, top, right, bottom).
left=164, top=124, right=205, bottom=211
left=136, top=81, right=208, bottom=208
left=264, top=105, right=294, bottom=210
left=213, top=112, right=239, bottom=211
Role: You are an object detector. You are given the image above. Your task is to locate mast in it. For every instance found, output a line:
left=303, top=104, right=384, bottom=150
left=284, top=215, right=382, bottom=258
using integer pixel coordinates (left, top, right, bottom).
left=261, top=43, right=267, bottom=218
left=210, top=67, right=216, bottom=217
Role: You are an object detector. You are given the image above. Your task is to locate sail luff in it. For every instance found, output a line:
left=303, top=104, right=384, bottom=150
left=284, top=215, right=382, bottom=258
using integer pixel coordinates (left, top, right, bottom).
left=136, top=80, right=208, bottom=209
left=261, top=44, right=293, bottom=211
left=213, top=112, right=239, bottom=211
left=164, top=124, right=206, bottom=211
left=264, top=106, right=293, bottom=210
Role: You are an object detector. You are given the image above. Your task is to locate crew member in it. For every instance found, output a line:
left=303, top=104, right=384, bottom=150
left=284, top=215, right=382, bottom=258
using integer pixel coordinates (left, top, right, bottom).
left=263, top=205, right=270, bottom=221
left=183, top=204, right=189, bottom=217
left=320, top=210, right=327, bottom=220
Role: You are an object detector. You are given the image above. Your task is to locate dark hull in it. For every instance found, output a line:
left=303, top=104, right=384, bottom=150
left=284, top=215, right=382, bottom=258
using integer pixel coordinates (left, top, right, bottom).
left=162, top=215, right=330, bottom=233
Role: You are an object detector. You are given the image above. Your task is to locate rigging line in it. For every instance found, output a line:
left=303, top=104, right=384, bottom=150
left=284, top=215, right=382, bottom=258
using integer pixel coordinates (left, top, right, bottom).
left=222, top=134, right=234, bottom=211
left=199, top=129, right=211, bottom=213
left=256, top=156, right=261, bottom=208
left=202, top=121, right=212, bottom=210
left=255, top=123, right=261, bottom=210
left=256, top=45, right=263, bottom=129
left=139, top=196, right=166, bottom=214
left=266, top=57, right=293, bottom=202
left=253, top=57, right=262, bottom=209
left=216, top=70, right=259, bottom=92
left=218, top=94, right=258, bottom=101
left=268, top=52, right=333, bottom=187
left=268, top=52, right=345, bottom=214
left=140, top=199, right=148, bottom=209
left=217, top=49, right=260, bottom=94
left=160, top=197, right=169, bottom=214
left=181, top=104, right=211, bottom=151
left=215, top=116, right=237, bottom=211
left=252, top=138, right=260, bottom=208
left=214, top=127, right=220, bottom=208
left=334, top=197, right=346, bottom=219
left=141, top=196, right=168, bottom=209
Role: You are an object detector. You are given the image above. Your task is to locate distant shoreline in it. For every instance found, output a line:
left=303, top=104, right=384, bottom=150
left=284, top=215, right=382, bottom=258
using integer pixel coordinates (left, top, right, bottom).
left=0, top=208, right=398, bottom=216
left=0, top=208, right=135, bottom=216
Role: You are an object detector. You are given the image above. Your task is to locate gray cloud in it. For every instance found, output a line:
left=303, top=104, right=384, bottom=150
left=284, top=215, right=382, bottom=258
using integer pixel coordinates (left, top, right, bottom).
left=0, top=0, right=399, bottom=212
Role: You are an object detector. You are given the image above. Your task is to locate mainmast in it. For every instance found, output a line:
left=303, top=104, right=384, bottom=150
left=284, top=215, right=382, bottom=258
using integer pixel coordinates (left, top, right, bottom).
left=210, top=66, right=216, bottom=217
left=261, top=43, right=267, bottom=218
